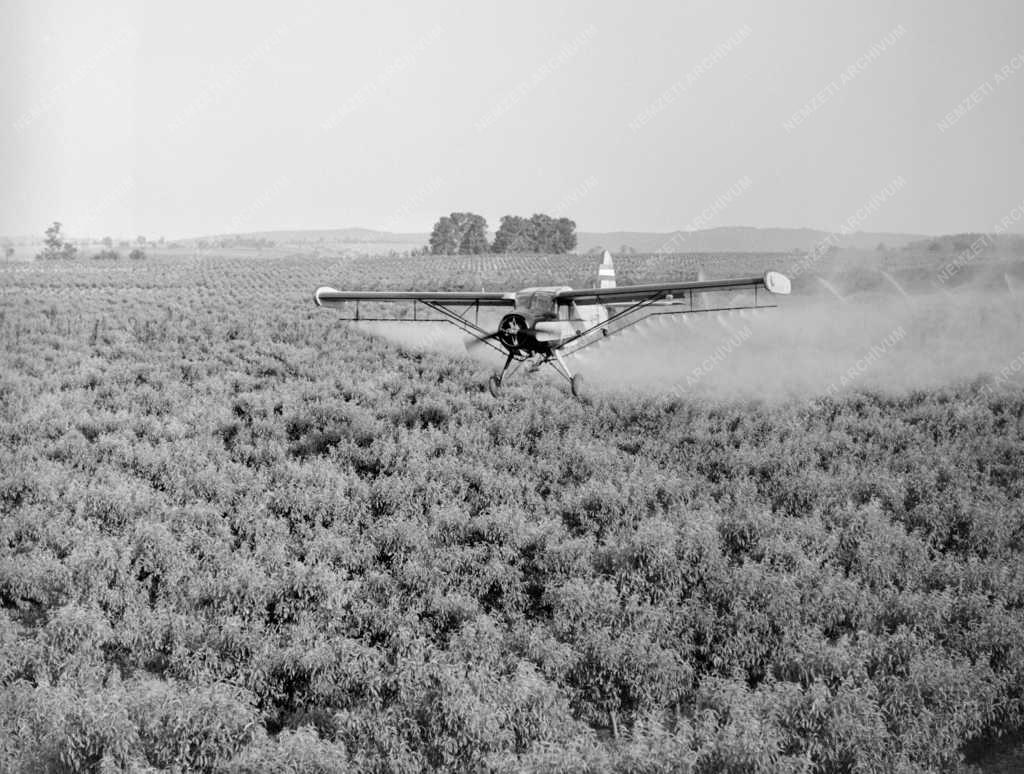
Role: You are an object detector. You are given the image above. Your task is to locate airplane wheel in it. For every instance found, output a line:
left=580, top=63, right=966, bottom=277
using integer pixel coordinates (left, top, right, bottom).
left=570, top=374, right=583, bottom=398
left=488, top=375, right=501, bottom=398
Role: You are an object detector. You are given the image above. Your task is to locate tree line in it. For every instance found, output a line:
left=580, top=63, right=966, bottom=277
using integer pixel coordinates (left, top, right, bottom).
left=428, top=212, right=577, bottom=255
left=35, top=222, right=147, bottom=261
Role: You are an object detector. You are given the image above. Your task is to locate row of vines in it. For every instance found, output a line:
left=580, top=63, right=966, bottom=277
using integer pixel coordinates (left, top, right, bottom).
left=1, top=254, right=1022, bottom=771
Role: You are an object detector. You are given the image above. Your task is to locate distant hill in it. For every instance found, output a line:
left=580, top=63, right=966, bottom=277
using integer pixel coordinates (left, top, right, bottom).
left=171, top=225, right=930, bottom=256
left=1, top=224, right=948, bottom=258
left=577, top=226, right=928, bottom=254
left=185, top=227, right=429, bottom=246
left=901, top=232, right=1024, bottom=255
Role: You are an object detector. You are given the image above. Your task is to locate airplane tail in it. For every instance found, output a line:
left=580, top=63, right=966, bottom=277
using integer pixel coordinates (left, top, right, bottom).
left=598, top=250, right=616, bottom=288
left=569, top=250, right=617, bottom=333
left=695, top=267, right=708, bottom=309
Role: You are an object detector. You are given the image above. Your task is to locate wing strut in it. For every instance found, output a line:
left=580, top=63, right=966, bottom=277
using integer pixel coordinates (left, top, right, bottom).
left=557, top=294, right=780, bottom=357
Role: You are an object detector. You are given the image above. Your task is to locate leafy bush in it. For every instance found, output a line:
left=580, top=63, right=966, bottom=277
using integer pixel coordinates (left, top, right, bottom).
left=131, top=679, right=260, bottom=770
left=1, top=252, right=1023, bottom=769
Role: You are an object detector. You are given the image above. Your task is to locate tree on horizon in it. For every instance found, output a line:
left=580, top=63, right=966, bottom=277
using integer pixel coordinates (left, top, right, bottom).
left=35, top=221, right=78, bottom=261
left=428, top=212, right=489, bottom=255
left=492, top=214, right=576, bottom=254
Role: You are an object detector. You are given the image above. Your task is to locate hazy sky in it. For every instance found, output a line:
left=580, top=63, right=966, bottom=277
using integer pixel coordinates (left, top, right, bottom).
left=3, top=0, right=1023, bottom=238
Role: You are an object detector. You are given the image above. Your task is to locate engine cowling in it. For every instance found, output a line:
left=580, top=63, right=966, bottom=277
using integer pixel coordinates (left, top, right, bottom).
left=533, top=320, right=575, bottom=342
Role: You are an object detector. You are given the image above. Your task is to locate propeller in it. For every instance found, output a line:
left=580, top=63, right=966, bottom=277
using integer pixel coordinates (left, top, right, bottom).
left=464, top=313, right=529, bottom=353
left=464, top=329, right=503, bottom=352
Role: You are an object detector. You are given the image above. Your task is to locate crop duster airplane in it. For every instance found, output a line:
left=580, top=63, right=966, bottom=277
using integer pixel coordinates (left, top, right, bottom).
left=315, top=251, right=791, bottom=397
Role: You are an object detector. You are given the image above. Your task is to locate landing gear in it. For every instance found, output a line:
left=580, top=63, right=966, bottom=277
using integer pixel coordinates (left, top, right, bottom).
left=551, top=351, right=583, bottom=399
left=488, top=351, right=517, bottom=398
left=570, top=374, right=583, bottom=398
left=485, top=348, right=583, bottom=399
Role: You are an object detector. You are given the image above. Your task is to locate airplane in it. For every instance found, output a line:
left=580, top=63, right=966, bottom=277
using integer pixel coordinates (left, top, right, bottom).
left=314, top=251, right=791, bottom=397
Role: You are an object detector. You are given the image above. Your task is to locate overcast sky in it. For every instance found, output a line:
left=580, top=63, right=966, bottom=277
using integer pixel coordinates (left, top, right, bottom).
left=3, top=0, right=1022, bottom=239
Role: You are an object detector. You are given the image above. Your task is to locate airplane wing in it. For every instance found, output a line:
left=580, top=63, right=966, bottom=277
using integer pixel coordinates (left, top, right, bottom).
left=554, top=271, right=791, bottom=305
left=314, top=287, right=515, bottom=307
left=314, top=286, right=516, bottom=351
left=553, top=271, right=791, bottom=355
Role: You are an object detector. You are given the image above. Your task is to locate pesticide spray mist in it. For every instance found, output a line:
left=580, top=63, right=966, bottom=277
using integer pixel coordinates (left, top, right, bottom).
left=350, top=280, right=1024, bottom=402
left=570, top=286, right=1024, bottom=401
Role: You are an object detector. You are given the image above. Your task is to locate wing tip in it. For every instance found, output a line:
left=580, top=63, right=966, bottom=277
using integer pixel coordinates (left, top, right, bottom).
left=764, top=271, right=791, bottom=295
left=313, top=286, right=337, bottom=307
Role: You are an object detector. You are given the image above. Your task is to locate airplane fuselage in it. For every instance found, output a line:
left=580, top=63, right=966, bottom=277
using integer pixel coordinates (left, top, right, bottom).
left=501, top=286, right=588, bottom=355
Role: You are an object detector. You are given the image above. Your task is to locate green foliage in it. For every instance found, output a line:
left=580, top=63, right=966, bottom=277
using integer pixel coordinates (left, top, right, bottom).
left=492, top=213, right=577, bottom=253
left=427, top=212, right=577, bottom=254
left=491, top=215, right=535, bottom=254
left=35, top=221, right=78, bottom=261
left=131, top=679, right=260, bottom=770
left=225, top=725, right=349, bottom=772
left=1, top=252, right=1023, bottom=770
left=429, top=212, right=489, bottom=255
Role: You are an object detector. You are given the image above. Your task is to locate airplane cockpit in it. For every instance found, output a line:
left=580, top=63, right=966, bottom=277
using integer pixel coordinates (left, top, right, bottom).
left=514, top=287, right=569, bottom=321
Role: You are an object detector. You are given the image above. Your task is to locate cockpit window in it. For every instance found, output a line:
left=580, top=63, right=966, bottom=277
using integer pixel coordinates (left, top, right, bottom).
left=516, top=290, right=557, bottom=318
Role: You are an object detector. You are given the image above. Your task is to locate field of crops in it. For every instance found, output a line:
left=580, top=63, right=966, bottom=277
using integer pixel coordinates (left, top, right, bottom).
left=2, top=250, right=1024, bottom=771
